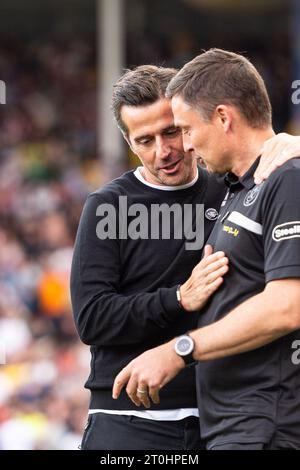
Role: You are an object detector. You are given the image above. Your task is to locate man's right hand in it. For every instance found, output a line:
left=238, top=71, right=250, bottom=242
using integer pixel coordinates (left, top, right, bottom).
left=180, top=245, right=229, bottom=312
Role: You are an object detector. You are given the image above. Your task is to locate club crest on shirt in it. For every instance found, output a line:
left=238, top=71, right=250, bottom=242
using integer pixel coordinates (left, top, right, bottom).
left=243, top=185, right=262, bottom=207
left=205, top=208, right=219, bottom=220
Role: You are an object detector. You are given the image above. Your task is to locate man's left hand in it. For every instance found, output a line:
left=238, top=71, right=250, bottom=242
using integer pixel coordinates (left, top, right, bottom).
left=112, top=340, right=184, bottom=408
left=255, top=132, right=300, bottom=184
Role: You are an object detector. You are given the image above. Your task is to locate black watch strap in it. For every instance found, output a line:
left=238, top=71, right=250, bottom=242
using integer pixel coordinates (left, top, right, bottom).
left=174, top=334, right=196, bottom=367
left=181, top=351, right=196, bottom=366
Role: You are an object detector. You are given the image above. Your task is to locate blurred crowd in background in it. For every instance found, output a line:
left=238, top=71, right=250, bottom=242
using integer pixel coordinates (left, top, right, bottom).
left=0, top=37, right=97, bottom=449
left=0, top=0, right=294, bottom=450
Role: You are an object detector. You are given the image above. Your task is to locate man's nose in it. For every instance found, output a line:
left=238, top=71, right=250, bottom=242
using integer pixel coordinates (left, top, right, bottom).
left=156, top=138, right=171, bottom=159
left=182, top=134, right=194, bottom=153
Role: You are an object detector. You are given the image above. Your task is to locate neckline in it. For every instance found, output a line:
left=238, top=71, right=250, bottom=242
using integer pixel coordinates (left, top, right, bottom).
left=133, top=167, right=199, bottom=191
left=225, top=156, right=261, bottom=191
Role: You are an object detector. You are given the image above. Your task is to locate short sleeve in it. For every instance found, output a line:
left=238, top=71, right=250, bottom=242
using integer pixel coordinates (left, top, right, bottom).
left=262, top=162, right=300, bottom=282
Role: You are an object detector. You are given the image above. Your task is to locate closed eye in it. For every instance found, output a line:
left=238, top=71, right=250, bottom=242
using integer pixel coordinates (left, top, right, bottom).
left=135, top=137, right=153, bottom=145
left=163, top=127, right=181, bottom=136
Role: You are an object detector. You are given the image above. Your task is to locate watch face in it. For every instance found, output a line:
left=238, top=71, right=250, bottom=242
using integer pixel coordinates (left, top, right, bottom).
left=175, top=336, right=193, bottom=356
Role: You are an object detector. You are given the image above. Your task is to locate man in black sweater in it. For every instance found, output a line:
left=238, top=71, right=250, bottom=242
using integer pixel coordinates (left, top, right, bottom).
left=71, top=65, right=299, bottom=450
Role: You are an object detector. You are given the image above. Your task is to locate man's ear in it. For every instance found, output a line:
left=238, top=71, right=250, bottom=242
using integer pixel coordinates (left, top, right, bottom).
left=215, top=105, right=232, bottom=133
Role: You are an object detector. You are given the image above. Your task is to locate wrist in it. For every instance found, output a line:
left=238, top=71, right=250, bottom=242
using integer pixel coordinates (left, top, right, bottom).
left=173, top=334, right=196, bottom=367
left=178, top=282, right=193, bottom=312
left=176, top=284, right=183, bottom=309
left=163, top=339, right=186, bottom=370
left=171, top=339, right=186, bottom=369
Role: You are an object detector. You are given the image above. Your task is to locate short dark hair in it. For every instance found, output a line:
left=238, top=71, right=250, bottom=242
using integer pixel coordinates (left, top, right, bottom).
left=166, top=48, right=272, bottom=129
left=112, top=65, right=177, bottom=135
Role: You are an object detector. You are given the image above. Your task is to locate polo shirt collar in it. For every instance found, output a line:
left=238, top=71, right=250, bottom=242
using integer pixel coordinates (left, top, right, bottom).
left=225, top=156, right=261, bottom=191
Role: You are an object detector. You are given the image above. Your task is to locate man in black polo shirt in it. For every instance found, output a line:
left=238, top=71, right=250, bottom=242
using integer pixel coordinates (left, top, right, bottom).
left=113, top=50, right=300, bottom=450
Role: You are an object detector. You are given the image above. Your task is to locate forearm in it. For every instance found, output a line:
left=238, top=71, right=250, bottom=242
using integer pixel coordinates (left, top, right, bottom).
left=190, top=280, right=300, bottom=361
left=112, top=287, right=292, bottom=406
left=72, top=285, right=183, bottom=346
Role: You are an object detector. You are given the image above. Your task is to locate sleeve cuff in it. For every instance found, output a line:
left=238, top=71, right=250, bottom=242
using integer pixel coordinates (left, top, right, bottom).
left=265, top=265, right=300, bottom=283
left=160, top=285, right=186, bottom=322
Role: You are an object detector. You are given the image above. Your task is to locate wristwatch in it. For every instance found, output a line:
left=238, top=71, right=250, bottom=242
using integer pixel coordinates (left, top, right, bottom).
left=174, top=334, right=195, bottom=366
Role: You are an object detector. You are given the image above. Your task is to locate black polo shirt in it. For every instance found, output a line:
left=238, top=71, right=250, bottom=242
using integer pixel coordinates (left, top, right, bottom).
left=196, top=157, right=300, bottom=449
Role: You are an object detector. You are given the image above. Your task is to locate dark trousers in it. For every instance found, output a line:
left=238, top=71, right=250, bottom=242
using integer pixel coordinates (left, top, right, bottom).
left=210, top=441, right=300, bottom=450
left=81, top=412, right=205, bottom=450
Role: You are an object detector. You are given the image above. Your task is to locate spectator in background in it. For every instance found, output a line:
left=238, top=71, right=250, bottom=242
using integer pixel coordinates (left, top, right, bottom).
left=0, top=37, right=97, bottom=450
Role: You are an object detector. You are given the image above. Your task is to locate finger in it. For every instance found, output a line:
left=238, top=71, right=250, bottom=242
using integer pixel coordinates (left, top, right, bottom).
left=254, top=173, right=266, bottom=185
left=136, top=381, right=151, bottom=409
left=257, top=160, right=280, bottom=182
left=203, top=244, right=213, bottom=258
left=206, top=264, right=229, bottom=284
left=197, top=251, right=225, bottom=270
left=257, top=147, right=295, bottom=183
left=255, top=137, right=285, bottom=176
left=126, top=376, right=142, bottom=407
left=200, top=250, right=225, bottom=266
left=128, top=393, right=142, bottom=407
left=205, top=276, right=224, bottom=293
left=149, top=386, right=160, bottom=405
left=203, top=256, right=228, bottom=276
left=254, top=132, right=300, bottom=183
left=137, top=392, right=151, bottom=409
left=254, top=175, right=263, bottom=185
left=113, top=367, right=132, bottom=399
left=256, top=149, right=273, bottom=176
left=273, top=149, right=299, bottom=165
left=255, top=140, right=281, bottom=180
left=256, top=140, right=275, bottom=174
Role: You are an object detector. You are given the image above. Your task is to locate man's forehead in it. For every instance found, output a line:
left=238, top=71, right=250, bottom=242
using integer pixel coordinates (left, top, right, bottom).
left=121, top=98, right=175, bottom=136
left=171, top=96, right=196, bottom=126
left=172, top=95, right=191, bottom=114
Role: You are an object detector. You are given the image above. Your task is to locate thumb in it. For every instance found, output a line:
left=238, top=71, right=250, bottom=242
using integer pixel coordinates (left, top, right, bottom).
left=203, top=244, right=213, bottom=258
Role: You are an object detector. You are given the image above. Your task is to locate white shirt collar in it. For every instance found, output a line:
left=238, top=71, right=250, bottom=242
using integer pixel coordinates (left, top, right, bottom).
left=133, top=167, right=199, bottom=191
